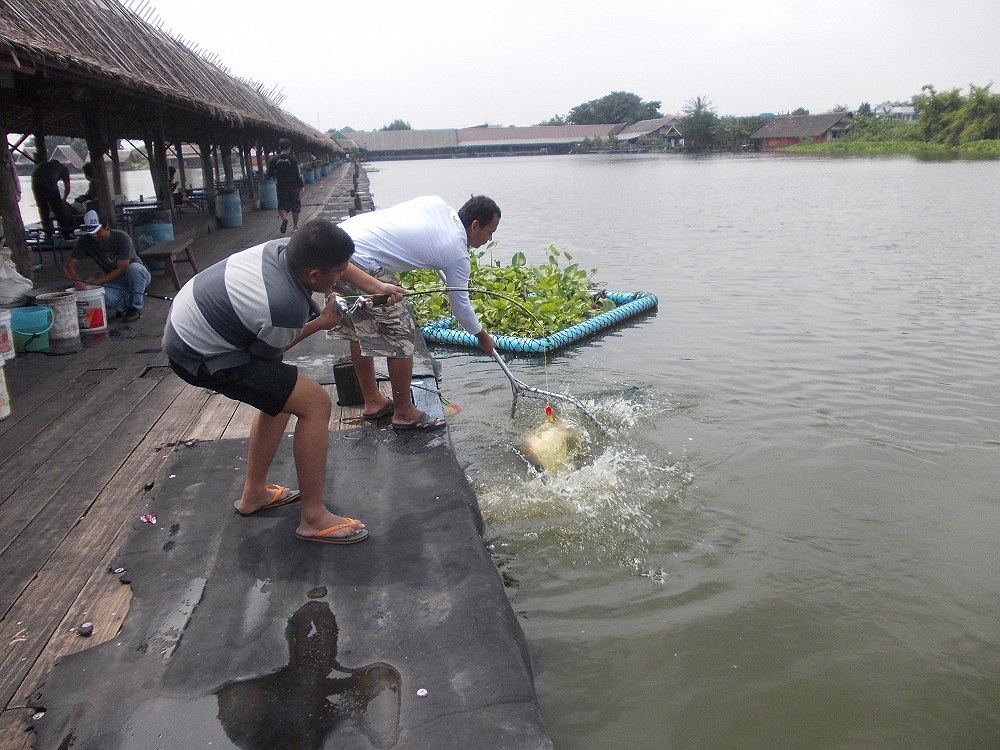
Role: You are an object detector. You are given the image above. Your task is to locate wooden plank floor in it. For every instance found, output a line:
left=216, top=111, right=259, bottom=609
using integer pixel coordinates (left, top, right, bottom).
left=0, top=163, right=379, bottom=748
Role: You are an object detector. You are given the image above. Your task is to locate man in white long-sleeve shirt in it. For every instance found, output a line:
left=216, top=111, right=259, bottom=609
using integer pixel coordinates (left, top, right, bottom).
left=333, top=195, right=500, bottom=431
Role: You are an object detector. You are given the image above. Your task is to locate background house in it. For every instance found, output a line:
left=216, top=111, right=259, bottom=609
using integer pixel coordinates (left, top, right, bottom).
left=614, top=116, right=685, bottom=149
left=456, top=124, right=618, bottom=154
left=750, top=112, right=852, bottom=149
left=14, top=144, right=86, bottom=173
left=344, top=124, right=620, bottom=159
left=874, top=102, right=917, bottom=121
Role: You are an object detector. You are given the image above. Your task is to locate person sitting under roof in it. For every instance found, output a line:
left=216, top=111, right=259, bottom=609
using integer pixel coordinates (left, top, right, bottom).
left=168, top=166, right=202, bottom=212
left=72, top=162, right=98, bottom=213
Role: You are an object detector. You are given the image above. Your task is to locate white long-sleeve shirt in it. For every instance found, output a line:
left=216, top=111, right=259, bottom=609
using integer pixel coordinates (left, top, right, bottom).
left=340, top=196, right=482, bottom=334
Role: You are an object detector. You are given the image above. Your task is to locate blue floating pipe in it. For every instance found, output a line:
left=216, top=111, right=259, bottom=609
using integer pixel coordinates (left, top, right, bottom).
left=420, top=290, right=658, bottom=354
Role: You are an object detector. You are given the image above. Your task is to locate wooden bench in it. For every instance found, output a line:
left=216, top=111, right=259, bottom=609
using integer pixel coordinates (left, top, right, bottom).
left=139, top=237, right=199, bottom=290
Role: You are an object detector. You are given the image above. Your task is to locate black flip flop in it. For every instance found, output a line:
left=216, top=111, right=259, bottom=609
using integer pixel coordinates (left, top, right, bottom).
left=392, top=411, right=446, bottom=432
left=362, top=399, right=394, bottom=420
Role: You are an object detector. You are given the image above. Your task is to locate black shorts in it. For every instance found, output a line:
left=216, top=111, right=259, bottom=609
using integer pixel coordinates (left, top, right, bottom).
left=277, top=187, right=301, bottom=213
left=169, top=357, right=298, bottom=417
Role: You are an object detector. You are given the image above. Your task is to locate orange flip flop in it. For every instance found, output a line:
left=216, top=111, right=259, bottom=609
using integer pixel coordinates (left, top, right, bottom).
left=233, top=484, right=301, bottom=516
left=295, top=519, right=369, bottom=544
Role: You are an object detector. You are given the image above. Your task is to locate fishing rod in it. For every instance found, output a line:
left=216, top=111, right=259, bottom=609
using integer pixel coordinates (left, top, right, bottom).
left=342, top=286, right=543, bottom=327
left=31, top=271, right=600, bottom=427
left=25, top=276, right=544, bottom=313
left=30, top=268, right=176, bottom=302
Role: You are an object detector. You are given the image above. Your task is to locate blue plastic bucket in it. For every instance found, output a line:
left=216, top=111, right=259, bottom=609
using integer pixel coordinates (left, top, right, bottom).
left=133, top=212, right=175, bottom=252
left=11, top=305, right=54, bottom=353
left=259, top=179, right=278, bottom=210
left=216, top=190, right=242, bottom=228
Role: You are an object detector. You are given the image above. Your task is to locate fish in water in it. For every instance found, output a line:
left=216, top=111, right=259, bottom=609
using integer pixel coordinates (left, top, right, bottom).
left=519, top=408, right=580, bottom=472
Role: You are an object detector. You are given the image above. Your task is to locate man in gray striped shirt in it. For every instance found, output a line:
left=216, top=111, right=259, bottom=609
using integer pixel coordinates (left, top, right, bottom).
left=163, top=220, right=403, bottom=544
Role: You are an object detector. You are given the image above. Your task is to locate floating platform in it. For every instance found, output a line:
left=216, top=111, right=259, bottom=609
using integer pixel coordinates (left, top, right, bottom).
left=420, top=290, right=659, bottom=354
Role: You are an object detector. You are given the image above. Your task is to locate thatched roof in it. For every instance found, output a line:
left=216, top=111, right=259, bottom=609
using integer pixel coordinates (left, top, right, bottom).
left=0, top=0, right=338, bottom=154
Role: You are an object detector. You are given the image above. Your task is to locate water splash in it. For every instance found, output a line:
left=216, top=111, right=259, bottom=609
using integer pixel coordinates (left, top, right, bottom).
left=580, top=391, right=646, bottom=431
left=478, top=426, right=692, bottom=575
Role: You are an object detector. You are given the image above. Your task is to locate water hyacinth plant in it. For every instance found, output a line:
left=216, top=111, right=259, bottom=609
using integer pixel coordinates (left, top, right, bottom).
left=399, top=244, right=613, bottom=338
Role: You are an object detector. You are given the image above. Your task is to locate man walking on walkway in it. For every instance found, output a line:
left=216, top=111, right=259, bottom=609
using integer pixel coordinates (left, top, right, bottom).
left=266, top=138, right=304, bottom=234
left=331, top=195, right=499, bottom=431
left=162, top=219, right=403, bottom=544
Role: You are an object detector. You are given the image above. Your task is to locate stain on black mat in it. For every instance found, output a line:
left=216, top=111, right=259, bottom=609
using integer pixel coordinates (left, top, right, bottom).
left=216, top=600, right=401, bottom=749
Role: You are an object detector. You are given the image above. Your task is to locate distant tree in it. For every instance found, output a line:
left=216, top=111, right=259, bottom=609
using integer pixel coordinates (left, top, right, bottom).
left=716, top=114, right=771, bottom=149
left=842, top=106, right=919, bottom=142
left=379, top=119, right=412, bottom=131
left=913, top=83, right=1000, bottom=146
left=537, top=114, right=567, bottom=126
left=832, top=104, right=849, bottom=112
left=913, top=85, right=959, bottom=143
left=791, top=107, right=810, bottom=115
left=566, top=91, right=662, bottom=125
left=681, top=96, right=720, bottom=149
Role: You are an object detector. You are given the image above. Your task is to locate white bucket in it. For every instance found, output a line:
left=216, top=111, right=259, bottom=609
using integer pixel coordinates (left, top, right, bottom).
left=0, top=308, right=13, bottom=361
left=35, top=291, right=80, bottom=340
left=0, top=362, right=10, bottom=420
left=72, top=286, right=108, bottom=333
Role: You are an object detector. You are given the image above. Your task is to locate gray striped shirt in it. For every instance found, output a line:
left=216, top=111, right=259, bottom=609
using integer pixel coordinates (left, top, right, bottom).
left=162, top=240, right=319, bottom=375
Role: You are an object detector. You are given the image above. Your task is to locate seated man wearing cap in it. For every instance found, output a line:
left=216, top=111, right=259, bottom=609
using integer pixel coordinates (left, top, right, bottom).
left=65, top=209, right=152, bottom=323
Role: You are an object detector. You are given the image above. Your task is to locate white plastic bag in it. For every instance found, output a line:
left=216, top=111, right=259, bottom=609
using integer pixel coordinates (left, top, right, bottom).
left=0, top=247, right=33, bottom=306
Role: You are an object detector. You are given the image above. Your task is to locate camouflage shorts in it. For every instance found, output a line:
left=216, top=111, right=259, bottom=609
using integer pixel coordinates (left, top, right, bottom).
left=329, top=265, right=418, bottom=358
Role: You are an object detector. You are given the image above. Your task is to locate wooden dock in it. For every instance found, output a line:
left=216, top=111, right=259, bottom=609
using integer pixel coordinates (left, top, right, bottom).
left=0, top=165, right=380, bottom=747
left=1, top=164, right=551, bottom=749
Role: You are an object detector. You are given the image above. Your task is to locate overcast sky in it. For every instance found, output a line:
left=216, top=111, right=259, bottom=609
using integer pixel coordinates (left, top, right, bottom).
left=150, top=0, right=997, bottom=132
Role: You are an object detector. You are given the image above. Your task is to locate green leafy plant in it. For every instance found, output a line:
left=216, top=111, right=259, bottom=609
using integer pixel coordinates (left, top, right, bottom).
left=398, top=244, right=613, bottom=337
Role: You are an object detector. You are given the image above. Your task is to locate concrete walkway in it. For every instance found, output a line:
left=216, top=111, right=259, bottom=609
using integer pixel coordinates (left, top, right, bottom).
left=1, top=165, right=552, bottom=749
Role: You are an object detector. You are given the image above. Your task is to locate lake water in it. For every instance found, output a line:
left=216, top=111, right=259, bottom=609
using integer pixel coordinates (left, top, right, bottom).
left=368, top=154, right=1000, bottom=749
left=16, top=170, right=174, bottom=222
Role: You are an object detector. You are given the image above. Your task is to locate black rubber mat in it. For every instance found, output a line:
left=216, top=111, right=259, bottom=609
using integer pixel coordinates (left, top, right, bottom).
left=30, top=431, right=551, bottom=749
